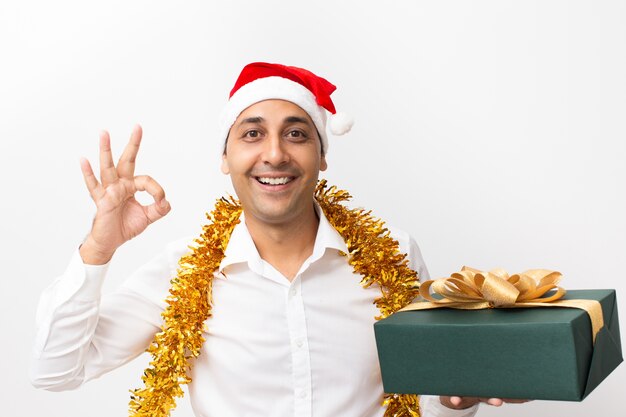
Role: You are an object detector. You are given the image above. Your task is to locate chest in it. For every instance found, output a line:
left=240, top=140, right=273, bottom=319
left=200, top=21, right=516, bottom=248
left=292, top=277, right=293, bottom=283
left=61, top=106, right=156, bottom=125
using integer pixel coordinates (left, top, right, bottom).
left=204, top=251, right=381, bottom=366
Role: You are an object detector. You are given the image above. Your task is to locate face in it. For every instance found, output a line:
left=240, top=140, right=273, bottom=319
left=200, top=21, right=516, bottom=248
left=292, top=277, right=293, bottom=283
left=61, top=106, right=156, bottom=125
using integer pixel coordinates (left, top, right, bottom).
left=221, top=99, right=328, bottom=226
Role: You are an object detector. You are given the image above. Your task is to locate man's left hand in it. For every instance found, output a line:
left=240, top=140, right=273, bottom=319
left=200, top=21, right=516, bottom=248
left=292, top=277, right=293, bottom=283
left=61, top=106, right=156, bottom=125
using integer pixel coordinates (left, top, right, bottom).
left=440, top=396, right=530, bottom=409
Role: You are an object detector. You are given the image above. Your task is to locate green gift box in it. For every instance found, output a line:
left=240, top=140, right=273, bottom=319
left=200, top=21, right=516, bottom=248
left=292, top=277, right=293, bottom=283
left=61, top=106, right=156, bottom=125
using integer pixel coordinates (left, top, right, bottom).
left=374, top=289, right=622, bottom=401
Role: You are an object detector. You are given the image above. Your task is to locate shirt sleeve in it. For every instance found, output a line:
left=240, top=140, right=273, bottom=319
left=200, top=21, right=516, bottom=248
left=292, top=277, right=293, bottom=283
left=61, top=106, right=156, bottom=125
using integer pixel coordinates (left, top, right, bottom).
left=386, top=225, right=430, bottom=283
left=407, top=235, right=430, bottom=283
left=30, top=239, right=191, bottom=391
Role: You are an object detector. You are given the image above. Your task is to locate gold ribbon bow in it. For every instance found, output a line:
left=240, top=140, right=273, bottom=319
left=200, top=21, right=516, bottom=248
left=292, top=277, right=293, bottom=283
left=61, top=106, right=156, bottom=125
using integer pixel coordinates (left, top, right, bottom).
left=401, top=267, right=604, bottom=343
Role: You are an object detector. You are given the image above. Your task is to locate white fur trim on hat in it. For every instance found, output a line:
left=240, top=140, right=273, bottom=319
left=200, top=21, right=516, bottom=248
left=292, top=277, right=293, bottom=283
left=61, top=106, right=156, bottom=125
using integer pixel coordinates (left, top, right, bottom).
left=219, top=76, right=329, bottom=151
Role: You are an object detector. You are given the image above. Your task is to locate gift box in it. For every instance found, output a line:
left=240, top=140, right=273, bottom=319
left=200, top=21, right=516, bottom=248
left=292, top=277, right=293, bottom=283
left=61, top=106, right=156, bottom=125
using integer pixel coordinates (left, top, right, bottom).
left=374, top=289, right=622, bottom=401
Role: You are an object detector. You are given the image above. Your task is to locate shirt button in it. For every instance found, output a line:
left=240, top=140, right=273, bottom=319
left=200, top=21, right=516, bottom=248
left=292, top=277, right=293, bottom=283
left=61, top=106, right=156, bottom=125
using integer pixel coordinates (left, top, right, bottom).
left=295, top=338, right=304, bottom=348
left=297, top=390, right=307, bottom=399
left=290, top=288, right=298, bottom=297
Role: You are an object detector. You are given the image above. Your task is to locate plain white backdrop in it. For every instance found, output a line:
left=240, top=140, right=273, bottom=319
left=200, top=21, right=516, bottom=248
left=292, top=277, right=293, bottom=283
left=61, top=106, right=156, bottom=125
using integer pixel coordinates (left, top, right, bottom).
left=1, top=1, right=624, bottom=416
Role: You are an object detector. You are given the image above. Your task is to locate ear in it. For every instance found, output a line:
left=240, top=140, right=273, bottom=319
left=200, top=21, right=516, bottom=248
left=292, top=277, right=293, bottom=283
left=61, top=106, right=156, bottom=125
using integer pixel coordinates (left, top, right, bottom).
left=320, top=155, right=328, bottom=172
left=220, top=154, right=230, bottom=175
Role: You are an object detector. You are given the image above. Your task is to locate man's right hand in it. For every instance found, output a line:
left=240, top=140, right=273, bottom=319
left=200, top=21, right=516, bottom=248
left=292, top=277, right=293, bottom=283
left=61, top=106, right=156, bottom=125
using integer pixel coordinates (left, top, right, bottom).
left=79, top=125, right=171, bottom=265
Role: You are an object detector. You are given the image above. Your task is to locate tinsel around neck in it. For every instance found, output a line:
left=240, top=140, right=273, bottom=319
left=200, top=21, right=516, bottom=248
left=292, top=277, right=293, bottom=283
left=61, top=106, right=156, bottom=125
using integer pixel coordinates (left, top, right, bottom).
left=129, top=179, right=421, bottom=417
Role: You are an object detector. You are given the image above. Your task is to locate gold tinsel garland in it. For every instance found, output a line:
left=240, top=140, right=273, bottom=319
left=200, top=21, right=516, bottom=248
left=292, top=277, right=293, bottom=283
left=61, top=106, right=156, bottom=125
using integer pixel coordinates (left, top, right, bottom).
left=129, top=180, right=421, bottom=417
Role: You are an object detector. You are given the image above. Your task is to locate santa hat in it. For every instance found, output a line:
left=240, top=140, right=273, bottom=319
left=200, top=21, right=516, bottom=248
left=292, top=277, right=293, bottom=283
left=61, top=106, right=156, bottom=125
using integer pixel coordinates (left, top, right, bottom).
left=219, top=62, right=353, bottom=152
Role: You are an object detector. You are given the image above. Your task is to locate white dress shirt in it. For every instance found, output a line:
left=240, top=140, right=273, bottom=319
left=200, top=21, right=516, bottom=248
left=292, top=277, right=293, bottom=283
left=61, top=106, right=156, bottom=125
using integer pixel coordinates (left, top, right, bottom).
left=31, top=209, right=478, bottom=417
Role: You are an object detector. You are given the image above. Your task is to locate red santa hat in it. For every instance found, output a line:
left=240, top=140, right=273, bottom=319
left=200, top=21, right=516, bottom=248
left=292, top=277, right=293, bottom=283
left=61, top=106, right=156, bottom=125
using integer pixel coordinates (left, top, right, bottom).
left=219, top=62, right=353, bottom=152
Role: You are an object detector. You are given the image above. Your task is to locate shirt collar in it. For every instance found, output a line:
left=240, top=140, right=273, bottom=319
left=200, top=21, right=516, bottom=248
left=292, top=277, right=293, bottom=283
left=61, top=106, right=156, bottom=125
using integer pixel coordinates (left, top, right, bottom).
left=307, top=203, right=348, bottom=264
left=219, top=211, right=261, bottom=273
left=219, top=204, right=348, bottom=274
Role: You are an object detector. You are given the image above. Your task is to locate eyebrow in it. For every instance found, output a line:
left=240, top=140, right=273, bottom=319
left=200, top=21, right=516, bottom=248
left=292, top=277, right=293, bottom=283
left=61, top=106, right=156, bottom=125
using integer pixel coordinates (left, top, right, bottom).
left=236, top=115, right=313, bottom=128
left=238, top=116, right=264, bottom=126
left=284, top=116, right=311, bottom=125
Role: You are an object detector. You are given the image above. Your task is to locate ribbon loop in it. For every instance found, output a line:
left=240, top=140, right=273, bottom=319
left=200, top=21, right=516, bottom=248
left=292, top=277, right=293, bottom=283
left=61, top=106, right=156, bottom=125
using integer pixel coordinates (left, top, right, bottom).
left=481, top=272, right=519, bottom=307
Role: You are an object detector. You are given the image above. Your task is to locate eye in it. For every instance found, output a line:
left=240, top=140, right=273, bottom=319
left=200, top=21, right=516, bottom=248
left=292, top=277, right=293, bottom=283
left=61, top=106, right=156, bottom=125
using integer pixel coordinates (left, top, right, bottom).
left=243, top=129, right=261, bottom=139
left=286, top=130, right=307, bottom=140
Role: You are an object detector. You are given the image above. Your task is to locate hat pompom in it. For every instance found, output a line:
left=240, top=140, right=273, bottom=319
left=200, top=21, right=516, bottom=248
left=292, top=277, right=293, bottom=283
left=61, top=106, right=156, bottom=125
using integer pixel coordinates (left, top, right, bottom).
left=329, top=112, right=354, bottom=136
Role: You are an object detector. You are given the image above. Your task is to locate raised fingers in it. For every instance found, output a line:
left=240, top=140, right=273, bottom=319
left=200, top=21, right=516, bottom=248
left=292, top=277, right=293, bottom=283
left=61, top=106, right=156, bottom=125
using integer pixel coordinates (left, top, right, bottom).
left=80, top=157, right=104, bottom=200
left=117, top=124, right=143, bottom=179
left=99, top=130, right=118, bottom=186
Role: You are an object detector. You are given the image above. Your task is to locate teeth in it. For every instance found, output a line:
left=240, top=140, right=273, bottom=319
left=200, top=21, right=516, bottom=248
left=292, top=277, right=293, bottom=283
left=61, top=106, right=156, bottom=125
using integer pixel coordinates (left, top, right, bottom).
left=258, top=177, right=291, bottom=185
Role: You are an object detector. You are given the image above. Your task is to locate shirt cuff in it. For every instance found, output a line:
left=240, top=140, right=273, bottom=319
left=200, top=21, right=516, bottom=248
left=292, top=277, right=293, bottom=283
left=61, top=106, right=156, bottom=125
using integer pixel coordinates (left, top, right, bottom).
left=55, top=250, right=110, bottom=304
left=420, top=395, right=479, bottom=417
left=33, top=250, right=111, bottom=348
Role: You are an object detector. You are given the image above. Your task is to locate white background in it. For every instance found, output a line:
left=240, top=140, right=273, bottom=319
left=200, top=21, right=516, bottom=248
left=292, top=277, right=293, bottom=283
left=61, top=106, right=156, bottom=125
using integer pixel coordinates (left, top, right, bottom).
left=1, top=1, right=624, bottom=416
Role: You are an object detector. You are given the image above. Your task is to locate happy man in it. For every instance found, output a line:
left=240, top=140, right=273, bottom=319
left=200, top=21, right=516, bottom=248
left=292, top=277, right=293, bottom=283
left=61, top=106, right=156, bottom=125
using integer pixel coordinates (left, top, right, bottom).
left=31, top=62, right=521, bottom=416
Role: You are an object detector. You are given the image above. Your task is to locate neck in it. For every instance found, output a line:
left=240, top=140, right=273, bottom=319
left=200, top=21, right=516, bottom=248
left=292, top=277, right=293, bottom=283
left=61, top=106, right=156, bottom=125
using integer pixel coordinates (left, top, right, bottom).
left=244, top=205, right=320, bottom=281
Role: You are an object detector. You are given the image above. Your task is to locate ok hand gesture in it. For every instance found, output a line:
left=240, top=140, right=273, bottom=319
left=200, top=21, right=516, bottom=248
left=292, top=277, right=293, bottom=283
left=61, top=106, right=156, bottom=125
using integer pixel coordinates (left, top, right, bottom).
left=79, top=125, right=170, bottom=264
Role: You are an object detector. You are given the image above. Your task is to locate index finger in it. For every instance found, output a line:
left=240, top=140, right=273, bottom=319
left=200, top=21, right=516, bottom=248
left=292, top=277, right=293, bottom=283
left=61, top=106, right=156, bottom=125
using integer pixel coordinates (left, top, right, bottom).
left=117, top=124, right=143, bottom=179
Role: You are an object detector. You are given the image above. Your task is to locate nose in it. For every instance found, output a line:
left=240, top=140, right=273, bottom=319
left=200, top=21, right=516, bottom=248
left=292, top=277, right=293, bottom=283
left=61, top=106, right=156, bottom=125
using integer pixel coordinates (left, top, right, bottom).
left=261, top=133, right=290, bottom=167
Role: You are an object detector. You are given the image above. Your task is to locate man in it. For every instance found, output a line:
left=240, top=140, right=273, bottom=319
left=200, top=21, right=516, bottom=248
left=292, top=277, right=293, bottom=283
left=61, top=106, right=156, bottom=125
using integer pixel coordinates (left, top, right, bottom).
left=31, top=62, right=519, bottom=416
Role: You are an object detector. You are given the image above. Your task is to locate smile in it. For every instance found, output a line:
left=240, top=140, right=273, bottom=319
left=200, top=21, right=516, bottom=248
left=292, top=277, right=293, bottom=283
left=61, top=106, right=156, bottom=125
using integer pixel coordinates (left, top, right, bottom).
left=255, top=177, right=294, bottom=185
